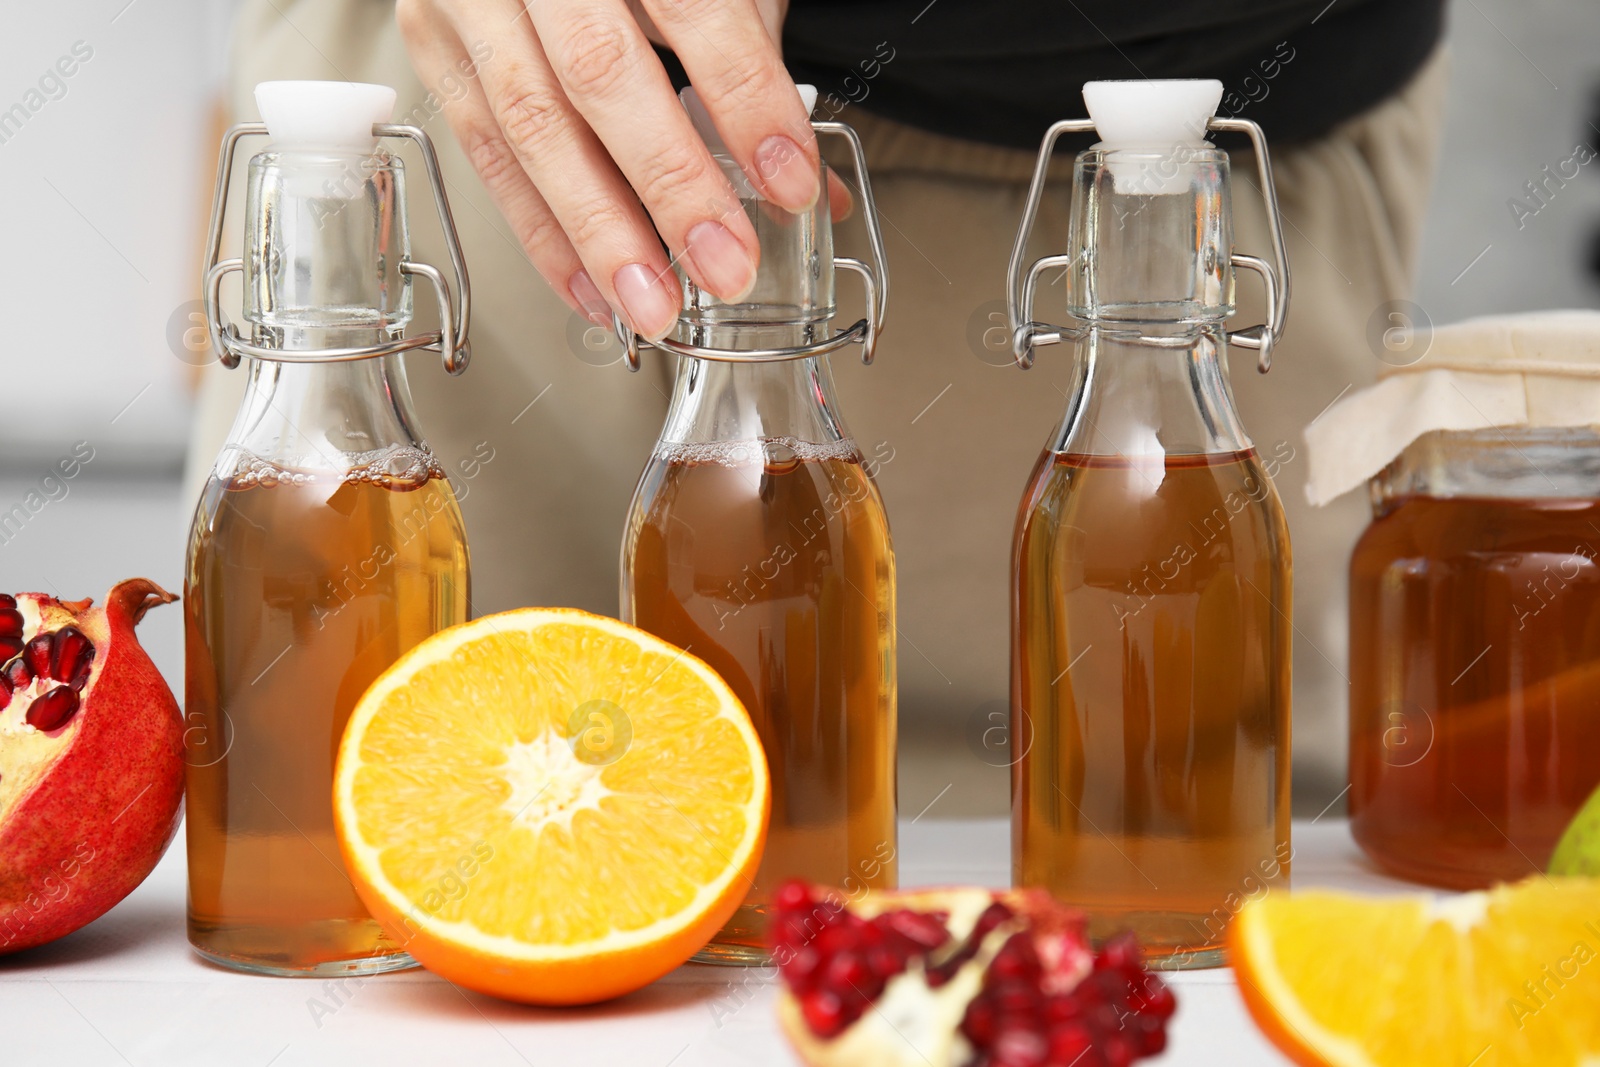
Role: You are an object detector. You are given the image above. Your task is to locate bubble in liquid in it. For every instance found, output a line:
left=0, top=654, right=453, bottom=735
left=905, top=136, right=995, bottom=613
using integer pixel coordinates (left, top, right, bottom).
left=654, top=435, right=861, bottom=469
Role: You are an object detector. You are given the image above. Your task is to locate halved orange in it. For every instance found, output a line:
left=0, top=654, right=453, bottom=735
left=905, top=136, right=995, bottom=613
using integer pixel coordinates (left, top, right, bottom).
left=333, top=607, right=769, bottom=1004
left=1231, top=878, right=1600, bottom=1067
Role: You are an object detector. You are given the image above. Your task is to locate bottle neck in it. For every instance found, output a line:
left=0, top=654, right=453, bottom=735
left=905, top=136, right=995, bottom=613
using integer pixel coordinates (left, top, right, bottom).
left=656, top=151, right=850, bottom=451
left=218, top=352, right=433, bottom=477
left=1050, top=323, right=1251, bottom=458
left=657, top=355, right=852, bottom=449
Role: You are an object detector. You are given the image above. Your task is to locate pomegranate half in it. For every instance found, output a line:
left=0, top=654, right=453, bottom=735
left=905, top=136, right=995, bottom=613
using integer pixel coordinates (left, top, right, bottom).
left=0, top=580, right=184, bottom=953
left=771, top=882, right=1177, bottom=1067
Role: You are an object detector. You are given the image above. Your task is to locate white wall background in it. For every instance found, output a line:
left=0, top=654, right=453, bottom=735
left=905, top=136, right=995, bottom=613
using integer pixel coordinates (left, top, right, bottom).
left=0, top=0, right=236, bottom=470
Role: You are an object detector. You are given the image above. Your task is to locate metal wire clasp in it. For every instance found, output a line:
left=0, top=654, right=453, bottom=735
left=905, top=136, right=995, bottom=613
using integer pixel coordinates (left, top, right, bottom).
left=1005, top=116, right=1291, bottom=373
left=612, top=120, right=890, bottom=373
left=201, top=122, right=473, bottom=375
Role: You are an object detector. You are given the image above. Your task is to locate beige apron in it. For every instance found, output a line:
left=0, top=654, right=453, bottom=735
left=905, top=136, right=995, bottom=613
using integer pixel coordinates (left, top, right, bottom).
left=190, top=0, right=1449, bottom=808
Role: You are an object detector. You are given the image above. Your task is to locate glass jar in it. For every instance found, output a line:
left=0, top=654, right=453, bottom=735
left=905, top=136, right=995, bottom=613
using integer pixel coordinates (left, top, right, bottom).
left=1349, top=426, right=1600, bottom=888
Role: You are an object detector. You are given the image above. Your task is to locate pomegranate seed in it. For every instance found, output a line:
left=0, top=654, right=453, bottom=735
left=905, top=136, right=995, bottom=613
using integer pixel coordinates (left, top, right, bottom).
left=991, top=933, right=1042, bottom=981
left=799, top=989, right=847, bottom=1038
left=962, top=996, right=999, bottom=1045
left=973, top=902, right=1015, bottom=938
left=1043, top=994, right=1083, bottom=1022
left=780, top=945, right=823, bottom=990
left=771, top=913, right=814, bottom=951
left=1137, top=1023, right=1168, bottom=1055
left=26, top=685, right=80, bottom=731
left=1131, top=979, right=1176, bottom=1019
left=882, top=908, right=951, bottom=951
left=992, top=1028, right=1048, bottom=1067
left=50, top=626, right=92, bottom=683
left=5, top=656, right=29, bottom=687
left=774, top=880, right=811, bottom=913
left=818, top=923, right=859, bottom=956
left=825, top=951, right=874, bottom=993
left=1087, top=1003, right=1123, bottom=1034
left=1097, top=933, right=1141, bottom=973
left=993, top=980, right=1040, bottom=1017
left=1103, top=1033, right=1136, bottom=1067
left=0, top=608, right=23, bottom=637
left=865, top=945, right=905, bottom=979
left=24, top=633, right=54, bottom=680
left=0, top=593, right=15, bottom=608
left=1047, top=1023, right=1096, bottom=1061
left=0, top=680, right=10, bottom=712
left=0, top=636, right=21, bottom=663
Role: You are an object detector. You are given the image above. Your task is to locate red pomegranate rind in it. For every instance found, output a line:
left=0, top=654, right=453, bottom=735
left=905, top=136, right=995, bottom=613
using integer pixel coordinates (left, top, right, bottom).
left=771, top=882, right=1175, bottom=1067
left=0, top=580, right=184, bottom=954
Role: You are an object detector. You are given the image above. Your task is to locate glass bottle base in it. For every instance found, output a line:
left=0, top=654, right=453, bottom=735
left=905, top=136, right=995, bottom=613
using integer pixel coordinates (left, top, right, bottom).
left=1144, top=946, right=1226, bottom=971
left=690, top=942, right=772, bottom=967
left=190, top=942, right=419, bottom=978
left=691, top=903, right=772, bottom=966
left=1078, top=908, right=1235, bottom=971
left=188, top=915, right=417, bottom=977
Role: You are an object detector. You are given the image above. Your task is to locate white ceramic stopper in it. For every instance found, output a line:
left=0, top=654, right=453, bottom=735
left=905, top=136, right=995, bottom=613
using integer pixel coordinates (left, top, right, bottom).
left=255, top=80, right=396, bottom=152
left=1081, top=79, right=1222, bottom=194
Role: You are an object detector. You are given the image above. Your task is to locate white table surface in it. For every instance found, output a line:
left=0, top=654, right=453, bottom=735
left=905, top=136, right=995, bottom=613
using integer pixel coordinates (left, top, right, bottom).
left=2, top=818, right=1421, bottom=1067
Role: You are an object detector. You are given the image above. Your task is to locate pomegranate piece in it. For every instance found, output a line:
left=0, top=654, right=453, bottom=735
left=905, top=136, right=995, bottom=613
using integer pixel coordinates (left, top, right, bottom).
left=0, top=580, right=184, bottom=954
left=22, top=633, right=53, bottom=682
left=25, top=687, right=80, bottom=732
left=771, top=883, right=1176, bottom=1067
left=49, top=627, right=92, bottom=684
left=4, top=658, right=31, bottom=690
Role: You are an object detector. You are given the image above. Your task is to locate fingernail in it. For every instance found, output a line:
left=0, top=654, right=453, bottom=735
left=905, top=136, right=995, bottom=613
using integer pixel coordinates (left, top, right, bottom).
left=753, top=135, right=820, bottom=213
left=684, top=221, right=757, bottom=302
left=613, top=263, right=679, bottom=341
left=568, top=269, right=611, bottom=326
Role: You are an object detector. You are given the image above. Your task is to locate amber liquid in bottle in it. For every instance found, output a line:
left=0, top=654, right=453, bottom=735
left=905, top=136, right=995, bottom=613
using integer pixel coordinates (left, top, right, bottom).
left=1350, top=495, right=1600, bottom=888
left=185, top=456, right=468, bottom=973
left=1013, top=449, right=1291, bottom=964
left=624, top=437, right=897, bottom=960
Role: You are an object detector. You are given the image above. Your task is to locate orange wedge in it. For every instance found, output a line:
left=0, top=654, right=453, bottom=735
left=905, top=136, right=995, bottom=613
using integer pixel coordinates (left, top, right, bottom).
left=1231, top=878, right=1600, bottom=1067
left=333, top=607, right=769, bottom=1004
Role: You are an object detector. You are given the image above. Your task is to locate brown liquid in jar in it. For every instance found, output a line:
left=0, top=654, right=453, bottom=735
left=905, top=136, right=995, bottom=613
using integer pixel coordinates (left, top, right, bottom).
left=1349, top=494, right=1600, bottom=889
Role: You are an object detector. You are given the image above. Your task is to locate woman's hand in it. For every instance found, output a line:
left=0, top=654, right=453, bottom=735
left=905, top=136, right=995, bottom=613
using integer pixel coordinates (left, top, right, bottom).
left=398, top=0, right=817, bottom=339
